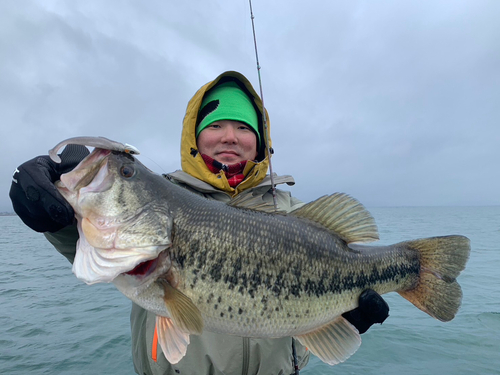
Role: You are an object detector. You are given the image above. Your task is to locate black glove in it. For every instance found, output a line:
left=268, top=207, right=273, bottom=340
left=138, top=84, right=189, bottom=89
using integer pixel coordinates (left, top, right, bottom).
left=9, top=144, right=89, bottom=233
left=342, top=289, right=389, bottom=334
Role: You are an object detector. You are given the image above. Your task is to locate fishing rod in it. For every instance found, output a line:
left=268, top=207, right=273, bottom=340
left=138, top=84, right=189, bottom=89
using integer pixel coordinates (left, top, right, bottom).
left=248, top=0, right=278, bottom=211
left=248, top=5, right=300, bottom=374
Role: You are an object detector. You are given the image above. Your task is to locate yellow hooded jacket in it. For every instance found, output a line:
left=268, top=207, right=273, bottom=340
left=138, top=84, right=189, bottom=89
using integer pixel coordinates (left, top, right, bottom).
left=180, top=71, right=271, bottom=196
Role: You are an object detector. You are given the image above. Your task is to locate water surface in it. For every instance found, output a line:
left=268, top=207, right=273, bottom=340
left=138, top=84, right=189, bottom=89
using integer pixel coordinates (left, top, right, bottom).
left=1, top=206, right=498, bottom=374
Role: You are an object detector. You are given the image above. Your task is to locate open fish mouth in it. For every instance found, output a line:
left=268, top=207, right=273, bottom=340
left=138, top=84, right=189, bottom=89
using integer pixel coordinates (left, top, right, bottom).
left=125, top=255, right=161, bottom=277
left=123, top=248, right=172, bottom=282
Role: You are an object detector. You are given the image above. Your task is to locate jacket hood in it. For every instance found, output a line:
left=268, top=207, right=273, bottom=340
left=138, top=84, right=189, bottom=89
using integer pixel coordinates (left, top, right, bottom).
left=180, top=71, right=271, bottom=196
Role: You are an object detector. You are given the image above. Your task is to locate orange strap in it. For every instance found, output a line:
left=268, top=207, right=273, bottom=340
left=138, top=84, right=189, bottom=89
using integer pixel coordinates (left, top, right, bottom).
left=152, top=322, right=158, bottom=362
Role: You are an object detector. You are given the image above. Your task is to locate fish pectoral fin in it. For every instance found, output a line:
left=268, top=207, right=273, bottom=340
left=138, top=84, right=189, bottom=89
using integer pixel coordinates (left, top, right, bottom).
left=290, top=193, right=379, bottom=244
left=156, top=316, right=190, bottom=364
left=160, top=280, right=204, bottom=334
left=295, top=316, right=361, bottom=366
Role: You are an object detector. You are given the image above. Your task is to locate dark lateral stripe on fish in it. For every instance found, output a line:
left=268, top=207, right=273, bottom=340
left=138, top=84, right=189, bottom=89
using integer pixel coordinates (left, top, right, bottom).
left=175, top=241, right=420, bottom=299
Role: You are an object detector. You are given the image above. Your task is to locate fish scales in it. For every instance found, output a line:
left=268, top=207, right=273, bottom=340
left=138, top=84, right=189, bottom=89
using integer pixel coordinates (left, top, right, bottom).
left=167, top=190, right=420, bottom=337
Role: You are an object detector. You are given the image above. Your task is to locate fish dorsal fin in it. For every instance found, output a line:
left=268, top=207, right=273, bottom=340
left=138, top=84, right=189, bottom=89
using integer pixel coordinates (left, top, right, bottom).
left=156, top=316, right=190, bottom=364
left=290, top=193, right=379, bottom=243
left=228, top=189, right=284, bottom=213
left=295, top=316, right=361, bottom=365
left=159, top=279, right=204, bottom=335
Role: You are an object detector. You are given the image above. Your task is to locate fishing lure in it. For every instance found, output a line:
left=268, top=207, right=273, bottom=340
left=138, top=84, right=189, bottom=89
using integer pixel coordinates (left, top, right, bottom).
left=49, top=136, right=140, bottom=163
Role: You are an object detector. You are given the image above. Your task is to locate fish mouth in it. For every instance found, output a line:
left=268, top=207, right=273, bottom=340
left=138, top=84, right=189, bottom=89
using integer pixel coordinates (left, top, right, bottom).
left=123, top=248, right=171, bottom=280
left=125, top=256, right=160, bottom=277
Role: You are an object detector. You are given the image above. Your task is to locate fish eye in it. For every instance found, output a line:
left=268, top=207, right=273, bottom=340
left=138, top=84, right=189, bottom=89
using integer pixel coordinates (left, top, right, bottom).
left=120, top=165, right=135, bottom=178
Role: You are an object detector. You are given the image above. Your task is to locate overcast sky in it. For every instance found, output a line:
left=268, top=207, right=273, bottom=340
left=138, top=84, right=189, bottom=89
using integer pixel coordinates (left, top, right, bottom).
left=1, top=0, right=499, bottom=212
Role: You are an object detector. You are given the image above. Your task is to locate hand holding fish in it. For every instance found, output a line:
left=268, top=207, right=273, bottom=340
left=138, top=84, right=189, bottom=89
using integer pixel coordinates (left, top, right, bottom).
left=10, top=144, right=89, bottom=233
left=10, top=137, right=139, bottom=233
left=342, top=289, right=390, bottom=333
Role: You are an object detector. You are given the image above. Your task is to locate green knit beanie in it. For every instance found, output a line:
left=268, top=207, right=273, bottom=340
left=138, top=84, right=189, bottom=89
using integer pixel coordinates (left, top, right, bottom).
left=196, top=81, right=260, bottom=145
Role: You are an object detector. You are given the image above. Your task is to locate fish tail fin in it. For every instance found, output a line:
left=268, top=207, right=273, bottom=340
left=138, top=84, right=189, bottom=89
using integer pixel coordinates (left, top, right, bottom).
left=398, top=235, right=470, bottom=322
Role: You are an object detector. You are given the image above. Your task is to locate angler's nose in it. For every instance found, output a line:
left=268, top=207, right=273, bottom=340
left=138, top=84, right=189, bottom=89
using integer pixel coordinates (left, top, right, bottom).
left=221, top=126, right=238, bottom=144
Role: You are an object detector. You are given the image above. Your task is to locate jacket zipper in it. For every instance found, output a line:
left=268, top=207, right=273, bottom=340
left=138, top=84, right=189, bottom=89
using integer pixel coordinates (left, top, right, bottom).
left=242, top=337, right=250, bottom=375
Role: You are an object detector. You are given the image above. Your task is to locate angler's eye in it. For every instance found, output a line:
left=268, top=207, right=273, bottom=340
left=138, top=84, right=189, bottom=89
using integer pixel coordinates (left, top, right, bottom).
left=120, top=165, right=135, bottom=178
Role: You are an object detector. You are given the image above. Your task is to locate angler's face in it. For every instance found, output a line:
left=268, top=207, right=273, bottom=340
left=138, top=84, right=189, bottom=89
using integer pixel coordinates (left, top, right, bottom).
left=197, top=120, right=258, bottom=164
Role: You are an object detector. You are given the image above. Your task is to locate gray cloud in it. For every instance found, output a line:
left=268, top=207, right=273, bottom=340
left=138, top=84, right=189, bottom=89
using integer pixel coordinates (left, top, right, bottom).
left=1, top=0, right=499, bottom=211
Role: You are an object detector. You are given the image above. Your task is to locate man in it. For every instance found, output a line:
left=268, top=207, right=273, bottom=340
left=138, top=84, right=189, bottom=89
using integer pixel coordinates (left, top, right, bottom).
left=10, top=71, right=389, bottom=374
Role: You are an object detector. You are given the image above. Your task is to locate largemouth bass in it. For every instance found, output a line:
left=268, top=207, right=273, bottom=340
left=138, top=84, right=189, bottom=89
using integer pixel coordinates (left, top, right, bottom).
left=53, top=137, right=470, bottom=366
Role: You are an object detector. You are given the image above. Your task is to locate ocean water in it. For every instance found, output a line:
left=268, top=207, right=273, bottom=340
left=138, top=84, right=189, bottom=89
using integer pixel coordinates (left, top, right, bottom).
left=1, top=206, right=499, bottom=375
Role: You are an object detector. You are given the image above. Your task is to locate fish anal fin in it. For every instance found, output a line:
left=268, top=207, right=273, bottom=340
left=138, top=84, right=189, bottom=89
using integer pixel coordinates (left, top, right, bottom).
left=159, top=279, right=204, bottom=334
left=156, top=316, right=190, bottom=364
left=290, top=193, right=379, bottom=244
left=295, top=316, right=361, bottom=365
